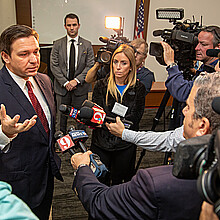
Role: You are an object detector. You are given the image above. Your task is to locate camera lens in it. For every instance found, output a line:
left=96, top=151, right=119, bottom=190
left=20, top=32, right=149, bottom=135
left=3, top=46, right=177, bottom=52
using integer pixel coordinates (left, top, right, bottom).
left=100, top=51, right=111, bottom=63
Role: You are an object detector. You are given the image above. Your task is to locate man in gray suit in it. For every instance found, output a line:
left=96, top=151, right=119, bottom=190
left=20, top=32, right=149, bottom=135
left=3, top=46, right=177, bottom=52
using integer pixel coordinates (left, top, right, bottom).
left=50, top=13, right=94, bottom=133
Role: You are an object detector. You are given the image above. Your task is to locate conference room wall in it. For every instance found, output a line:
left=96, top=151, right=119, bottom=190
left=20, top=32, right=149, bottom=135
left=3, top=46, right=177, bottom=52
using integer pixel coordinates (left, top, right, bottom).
left=0, top=0, right=16, bottom=68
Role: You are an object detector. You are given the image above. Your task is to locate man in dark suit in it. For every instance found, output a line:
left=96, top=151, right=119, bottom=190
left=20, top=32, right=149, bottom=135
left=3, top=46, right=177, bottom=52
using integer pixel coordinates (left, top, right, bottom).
left=0, top=24, right=62, bottom=220
left=70, top=72, right=220, bottom=219
left=50, top=13, right=94, bottom=133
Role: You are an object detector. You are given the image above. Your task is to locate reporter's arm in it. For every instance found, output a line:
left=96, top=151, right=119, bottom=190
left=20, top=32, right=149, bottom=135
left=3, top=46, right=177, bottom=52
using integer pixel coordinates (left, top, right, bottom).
left=161, top=41, right=194, bottom=102
left=71, top=151, right=92, bottom=170
left=122, top=126, right=185, bottom=152
left=72, top=164, right=157, bottom=220
left=85, top=62, right=100, bottom=83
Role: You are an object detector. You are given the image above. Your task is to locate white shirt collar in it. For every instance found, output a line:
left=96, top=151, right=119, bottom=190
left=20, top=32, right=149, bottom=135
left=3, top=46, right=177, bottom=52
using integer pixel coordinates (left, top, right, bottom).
left=67, top=35, right=79, bottom=44
left=6, top=66, right=36, bottom=90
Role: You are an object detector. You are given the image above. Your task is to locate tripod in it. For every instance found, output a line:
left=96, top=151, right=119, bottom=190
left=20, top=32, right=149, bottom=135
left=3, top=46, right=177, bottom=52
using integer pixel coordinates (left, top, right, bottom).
left=135, top=89, right=182, bottom=173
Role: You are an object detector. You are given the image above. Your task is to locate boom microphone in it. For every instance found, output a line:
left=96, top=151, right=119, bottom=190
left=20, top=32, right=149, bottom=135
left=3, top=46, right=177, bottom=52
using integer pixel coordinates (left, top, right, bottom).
left=153, top=30, right=164, bottom=36
left=99, top=36, right=109, bottom=44
left=206, top=49, right=220, bottom=57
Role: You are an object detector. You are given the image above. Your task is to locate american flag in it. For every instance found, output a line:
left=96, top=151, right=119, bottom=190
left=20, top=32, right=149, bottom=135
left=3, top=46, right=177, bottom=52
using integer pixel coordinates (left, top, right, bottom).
left=134, top=0, right=144, bottom=39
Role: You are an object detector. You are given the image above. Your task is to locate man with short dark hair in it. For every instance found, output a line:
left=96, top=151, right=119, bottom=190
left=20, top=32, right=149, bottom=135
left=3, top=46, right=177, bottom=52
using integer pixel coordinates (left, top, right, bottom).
left=0, top=24, right=62, bottom=220
left=50, top=13, right=94, bottom=133
left=70, top=72, right=220, bottom=220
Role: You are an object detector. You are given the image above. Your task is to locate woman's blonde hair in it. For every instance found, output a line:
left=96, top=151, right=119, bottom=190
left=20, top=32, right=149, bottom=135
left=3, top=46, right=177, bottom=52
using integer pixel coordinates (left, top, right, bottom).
left=106, top=44, right=136, bottom=104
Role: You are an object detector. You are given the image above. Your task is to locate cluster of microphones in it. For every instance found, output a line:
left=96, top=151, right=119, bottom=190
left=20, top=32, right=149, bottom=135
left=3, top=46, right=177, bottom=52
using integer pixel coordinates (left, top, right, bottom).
left=59, top=100, right=133, bottom=129
left=55, top=100, right=133, bottom=178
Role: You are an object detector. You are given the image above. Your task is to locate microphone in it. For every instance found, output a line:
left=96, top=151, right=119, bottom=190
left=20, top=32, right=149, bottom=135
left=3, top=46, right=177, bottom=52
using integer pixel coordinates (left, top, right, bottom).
left=67, top=125, right=88, bottom=152
left=212, top=97, right=220, bottom=115
left=206, top=49, right=220, bottom=57
left=67, top=125, right=108, bottom=178
left=59, top=104, right=79, bottom=119
left=81, top=99, right=103, bottom=110
left=99, top=36, right=109, bottom=44
left=54, top=131, right=76, bottom=155
left=153, top=30, right=163, bottom=37
left=79, top=106, right=133, bottom=128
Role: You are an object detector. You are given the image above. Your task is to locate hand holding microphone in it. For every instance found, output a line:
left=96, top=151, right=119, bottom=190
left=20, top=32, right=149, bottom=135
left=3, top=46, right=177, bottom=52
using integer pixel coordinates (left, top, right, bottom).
left=55, top=126, right=108, bottom=178
left=105, top=116, right=125, bottom=138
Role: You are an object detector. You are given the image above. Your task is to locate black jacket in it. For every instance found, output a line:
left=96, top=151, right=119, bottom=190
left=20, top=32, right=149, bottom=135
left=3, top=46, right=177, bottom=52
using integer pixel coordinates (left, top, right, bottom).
left=91, top=77, right=146, bottom=151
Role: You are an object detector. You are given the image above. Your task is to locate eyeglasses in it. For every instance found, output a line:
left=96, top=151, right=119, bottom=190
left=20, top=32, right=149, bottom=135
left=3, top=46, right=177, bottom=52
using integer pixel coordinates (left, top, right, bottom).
left=136, top=51, right=146, bottom=56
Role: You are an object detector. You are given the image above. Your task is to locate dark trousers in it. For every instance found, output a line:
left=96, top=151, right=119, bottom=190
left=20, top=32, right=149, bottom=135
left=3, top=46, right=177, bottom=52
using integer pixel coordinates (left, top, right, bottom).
left=90, top=144, right=137, bottom=186
left=56, top=91, right=88, bottom=134
left=32, top=169, right=54, bottom=220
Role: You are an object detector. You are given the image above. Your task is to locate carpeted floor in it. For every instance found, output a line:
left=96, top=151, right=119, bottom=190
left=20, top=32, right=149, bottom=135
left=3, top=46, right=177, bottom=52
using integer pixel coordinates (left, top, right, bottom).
left=52, top=107, right=171, bottom=219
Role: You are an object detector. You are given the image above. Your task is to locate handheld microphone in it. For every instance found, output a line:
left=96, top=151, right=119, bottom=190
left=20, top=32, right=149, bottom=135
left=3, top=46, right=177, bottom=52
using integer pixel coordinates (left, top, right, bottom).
left=206, top=49, right=220, bottom=58
left=79, top=106, right=133, bottom=128
left=82, top=99, right=103, bottom=110
left=67, top=126, right=88, bottom=152
left=59, top=104, right=79, bottom=119
left=67, top=125, right=108, bottom=178
left=54, top=131, right=76, bottom=155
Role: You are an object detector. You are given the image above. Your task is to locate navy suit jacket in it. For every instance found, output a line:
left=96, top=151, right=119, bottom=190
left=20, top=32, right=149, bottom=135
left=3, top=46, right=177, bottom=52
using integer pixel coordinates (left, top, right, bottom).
left=0, top=66, right=62, bottom=208
left=73, top=165, right=203, bottom=220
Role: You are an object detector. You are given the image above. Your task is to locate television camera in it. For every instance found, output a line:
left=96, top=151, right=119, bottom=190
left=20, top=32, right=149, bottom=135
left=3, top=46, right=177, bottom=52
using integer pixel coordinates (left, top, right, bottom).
left=149, top=8, right=203, bottom=80
left=96, top=36, right=130, bottom=65
left=173, top=97, right=220, bottom=217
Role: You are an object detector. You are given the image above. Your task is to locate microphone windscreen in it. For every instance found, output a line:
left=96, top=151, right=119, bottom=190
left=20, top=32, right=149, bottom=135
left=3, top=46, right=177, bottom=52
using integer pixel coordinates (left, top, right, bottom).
left=67, top=125, right=76, bottom=132
left=206, top=49, right=220, bottom=57
left=59, top=104, right=67, bottom=113
left=212, top=97, right=220, bottom=115
left=78, top=107, right=94, bottom=119
left=99, top=36, right=109, bottom=43
left=54, top=131, right=64, bottom=140
left=153, top=30, right=163, bottom=36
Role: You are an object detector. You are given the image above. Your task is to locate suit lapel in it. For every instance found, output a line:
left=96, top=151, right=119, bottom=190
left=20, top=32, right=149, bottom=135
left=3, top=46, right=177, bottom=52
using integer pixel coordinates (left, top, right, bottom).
left=1, top=66, right=36, bottom=119
left=77, top=36, right=83, bottom=67
left=62, top=36, right=68, bottom=73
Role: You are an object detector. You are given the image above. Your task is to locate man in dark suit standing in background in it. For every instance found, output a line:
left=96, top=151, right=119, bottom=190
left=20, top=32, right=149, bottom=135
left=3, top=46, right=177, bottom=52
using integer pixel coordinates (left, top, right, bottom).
left=0, top=24, right=63, bottom=220
left=50, top=13, right=94, bottom=133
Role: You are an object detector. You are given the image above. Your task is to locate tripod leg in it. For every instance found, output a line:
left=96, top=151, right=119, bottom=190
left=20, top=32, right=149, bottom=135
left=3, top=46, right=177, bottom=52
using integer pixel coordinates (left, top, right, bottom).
left=135, top=90, right=171, bottom=172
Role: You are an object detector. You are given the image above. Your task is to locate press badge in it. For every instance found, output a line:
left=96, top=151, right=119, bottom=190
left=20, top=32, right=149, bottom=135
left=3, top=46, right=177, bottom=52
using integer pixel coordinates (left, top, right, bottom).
left=111, top=102, right=128, bottom=117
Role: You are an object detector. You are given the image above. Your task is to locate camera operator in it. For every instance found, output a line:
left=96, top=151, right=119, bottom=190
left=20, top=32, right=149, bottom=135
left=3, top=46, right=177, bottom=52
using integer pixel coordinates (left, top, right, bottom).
left=70, top=72, right=220, bottom=220
left=85, top=39, right=155, bottom=95
left=163, top=25, right=220, bottom=103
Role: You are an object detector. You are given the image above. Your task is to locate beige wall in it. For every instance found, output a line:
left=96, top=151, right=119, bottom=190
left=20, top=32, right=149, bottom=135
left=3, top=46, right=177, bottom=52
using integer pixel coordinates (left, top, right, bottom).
left=146, top=0, right=220, bottom=81
left=0, top=0, right=16, bottom=68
